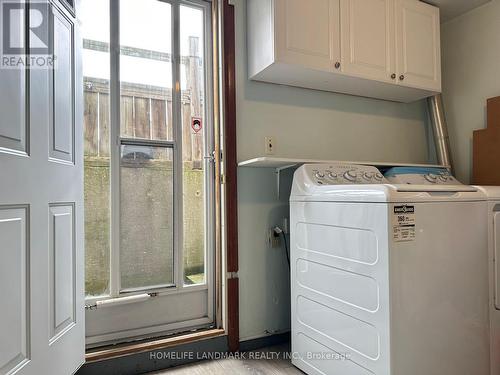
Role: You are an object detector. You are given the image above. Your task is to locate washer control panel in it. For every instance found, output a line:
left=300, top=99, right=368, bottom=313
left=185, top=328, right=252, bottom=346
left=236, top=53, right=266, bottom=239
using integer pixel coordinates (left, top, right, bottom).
left=384, top=167, right=460, bottom=185
left=309, top=164, right=388, bottom=185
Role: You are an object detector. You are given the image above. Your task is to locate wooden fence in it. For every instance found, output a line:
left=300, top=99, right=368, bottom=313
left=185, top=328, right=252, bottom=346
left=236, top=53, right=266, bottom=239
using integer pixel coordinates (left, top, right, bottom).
left=83, top=37, right=205, bottom=167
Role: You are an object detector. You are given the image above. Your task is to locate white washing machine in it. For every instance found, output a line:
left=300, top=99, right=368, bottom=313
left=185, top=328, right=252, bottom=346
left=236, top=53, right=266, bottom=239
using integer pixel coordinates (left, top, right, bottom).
left=290, top=163, right=490, bottom=375
left=475, top=186, right=500, bottom=375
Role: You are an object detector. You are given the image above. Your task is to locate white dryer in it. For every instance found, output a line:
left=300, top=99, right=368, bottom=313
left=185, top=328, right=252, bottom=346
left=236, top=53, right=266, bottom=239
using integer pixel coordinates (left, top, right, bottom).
left=475, top=186, right=500, bottom=375
left=290, top=163, right=490, bottom=375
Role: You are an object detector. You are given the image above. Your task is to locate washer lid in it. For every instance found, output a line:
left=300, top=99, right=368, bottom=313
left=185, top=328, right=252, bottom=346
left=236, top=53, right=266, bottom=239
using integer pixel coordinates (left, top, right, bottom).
left=384, top=166, right=447, bottom=176
left=384, top=166, right=462, bottom=186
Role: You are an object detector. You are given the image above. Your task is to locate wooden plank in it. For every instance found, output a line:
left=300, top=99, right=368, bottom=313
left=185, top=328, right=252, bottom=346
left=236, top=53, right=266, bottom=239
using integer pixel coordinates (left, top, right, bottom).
left=192, top=133, right=203, bottom=167
left=151, top=98, right=169, bottom=160
left=84, top=77, right=110, bottom=94
left=84, top=77, right=188, bottom=102
left=121, top=82, right=175, bottom=101
left=473, top=127, right=500, bottom=185
left=120, top=95, right=134, bottom=138
left=182, top=102, right=192, bottom=161
left=84, top=91, right=98, bottom=156
left=488, top=96, right=500, bottom=129
left=98, top=93, right=110, bottom=157
left=85, top=329, right=226, bottom=363
left=134, top=97, right=151, bottom=139
left=151, top=99, right=167, bottom=140
left=473, top=96, right=500, bottom=185
left=185, top=37, right=203, bottom=165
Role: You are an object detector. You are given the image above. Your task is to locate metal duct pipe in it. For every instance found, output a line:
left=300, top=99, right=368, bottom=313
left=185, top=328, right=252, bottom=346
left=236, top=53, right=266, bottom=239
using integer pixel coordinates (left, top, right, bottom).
left=427, top=94, right=454, bottom=174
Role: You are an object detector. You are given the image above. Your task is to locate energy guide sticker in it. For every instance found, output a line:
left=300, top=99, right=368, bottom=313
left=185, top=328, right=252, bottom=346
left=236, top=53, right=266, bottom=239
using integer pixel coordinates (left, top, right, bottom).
left=393, top=205, right=415, bottom=242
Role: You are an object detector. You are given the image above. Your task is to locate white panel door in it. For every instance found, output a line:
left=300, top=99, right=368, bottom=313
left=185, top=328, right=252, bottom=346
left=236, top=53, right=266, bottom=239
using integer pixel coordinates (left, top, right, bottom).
left=275, top=0, right=341, bottom=72
left=395, top=0, right=441, bottom=91
left=340, top=0, right=395, bottom=82
left=0, top=1, right=84, bottom=374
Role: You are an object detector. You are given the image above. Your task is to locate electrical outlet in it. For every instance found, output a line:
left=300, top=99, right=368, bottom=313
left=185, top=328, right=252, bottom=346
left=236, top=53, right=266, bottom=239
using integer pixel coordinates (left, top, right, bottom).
left=268, top=229, right=280, bottom=248
left=265, top=136, right=275, bottom=155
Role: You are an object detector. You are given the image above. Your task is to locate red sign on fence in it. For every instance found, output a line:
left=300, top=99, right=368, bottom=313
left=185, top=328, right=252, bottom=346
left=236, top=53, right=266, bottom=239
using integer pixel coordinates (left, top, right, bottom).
left=191, top=117, right=203, bottom=133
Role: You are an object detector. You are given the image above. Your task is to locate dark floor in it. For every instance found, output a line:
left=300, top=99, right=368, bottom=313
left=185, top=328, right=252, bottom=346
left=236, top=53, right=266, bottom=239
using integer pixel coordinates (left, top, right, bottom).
left=150, top=344, right=304, bottom=374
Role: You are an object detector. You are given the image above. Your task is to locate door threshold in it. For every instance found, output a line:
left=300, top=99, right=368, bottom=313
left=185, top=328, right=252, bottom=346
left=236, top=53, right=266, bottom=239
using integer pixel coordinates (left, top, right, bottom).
left=85, top=328, right=226, bottom=363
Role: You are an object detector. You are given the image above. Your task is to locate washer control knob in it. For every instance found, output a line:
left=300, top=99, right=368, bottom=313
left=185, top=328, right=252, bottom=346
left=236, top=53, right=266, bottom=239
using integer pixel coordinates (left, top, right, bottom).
left=425, top=174, right=437, bottom=183
left=328, top=172, right=338, bottom=179
left=344, top=170, right=358, bottom=182
left=315, top=171, right=325, bottom=179
left=363, top=172, right=374, bottom=181
left=438, top=175, right=448, bottom=182
left=374, top=173, right=384, bottom=181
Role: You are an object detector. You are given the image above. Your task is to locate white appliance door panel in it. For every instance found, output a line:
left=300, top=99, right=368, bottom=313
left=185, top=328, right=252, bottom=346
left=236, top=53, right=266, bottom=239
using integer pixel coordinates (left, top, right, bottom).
left=390, top=201, right=489, bottom=375
left=290, top=201, right=390, bottom=375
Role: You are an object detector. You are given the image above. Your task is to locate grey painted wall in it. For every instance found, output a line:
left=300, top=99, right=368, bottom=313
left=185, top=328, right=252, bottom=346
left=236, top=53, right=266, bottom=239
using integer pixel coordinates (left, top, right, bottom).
left=234, top=0, right=433, bottom=341
left=441, top=0, right=500, bottom=183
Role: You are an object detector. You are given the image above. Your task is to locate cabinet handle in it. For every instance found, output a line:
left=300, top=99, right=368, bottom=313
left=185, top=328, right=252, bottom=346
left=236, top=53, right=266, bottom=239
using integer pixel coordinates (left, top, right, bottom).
left=391, top=73, right=396, bottom=80
left=334, top=62, right=341, bottom=69
left=399, top=75, right=405, bottom=81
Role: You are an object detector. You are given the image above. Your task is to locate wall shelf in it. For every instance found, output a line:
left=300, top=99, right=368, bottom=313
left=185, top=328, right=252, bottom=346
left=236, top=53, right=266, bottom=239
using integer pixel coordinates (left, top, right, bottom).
left=238, top=157, right=445, bottom=169
left=238, top=157, right=448, bottom=198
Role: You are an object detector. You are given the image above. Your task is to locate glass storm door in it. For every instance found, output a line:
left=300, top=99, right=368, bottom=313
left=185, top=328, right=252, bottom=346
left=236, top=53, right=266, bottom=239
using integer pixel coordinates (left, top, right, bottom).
left=81, top=0, right=215, bottom=345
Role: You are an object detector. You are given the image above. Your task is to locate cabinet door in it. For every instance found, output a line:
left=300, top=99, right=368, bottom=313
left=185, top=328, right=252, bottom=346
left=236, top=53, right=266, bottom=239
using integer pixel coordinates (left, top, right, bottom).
left=275, top=0, right=340, bottom=72
left=340, top=0, right=395, bottom=82
left=395, top=0, right=441, bottom=91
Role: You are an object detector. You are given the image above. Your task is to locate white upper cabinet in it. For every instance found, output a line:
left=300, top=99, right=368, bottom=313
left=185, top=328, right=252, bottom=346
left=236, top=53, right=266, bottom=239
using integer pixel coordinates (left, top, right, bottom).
left=247, top=0, right=442, bottom=103
left=274, top=0, right=340, bottom=72
left=396, top=0, right=441, bottom=91
left=340, top=0, right=395, bottom=83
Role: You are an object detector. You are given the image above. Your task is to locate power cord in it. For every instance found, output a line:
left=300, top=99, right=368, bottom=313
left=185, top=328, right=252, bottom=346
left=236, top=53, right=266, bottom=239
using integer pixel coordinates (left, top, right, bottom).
left=273, top=226, right=290, bottom=269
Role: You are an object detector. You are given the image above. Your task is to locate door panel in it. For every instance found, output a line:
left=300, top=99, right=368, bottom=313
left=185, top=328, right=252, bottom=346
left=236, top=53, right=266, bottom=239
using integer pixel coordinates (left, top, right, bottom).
left=395, top=0, right=441, bottom=91
left=49, top=5, right=75, bottom=163
left=49, top=204, right=76, bottom=343
left=341, top=0, right=394, bottom=82
left=0, top=69, right=27, bottom=153
left=0, top=0, right=84, bottom=374
left=0, top=207, right=29, bottom=375
left=275, top=0, right=340, bottom=71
